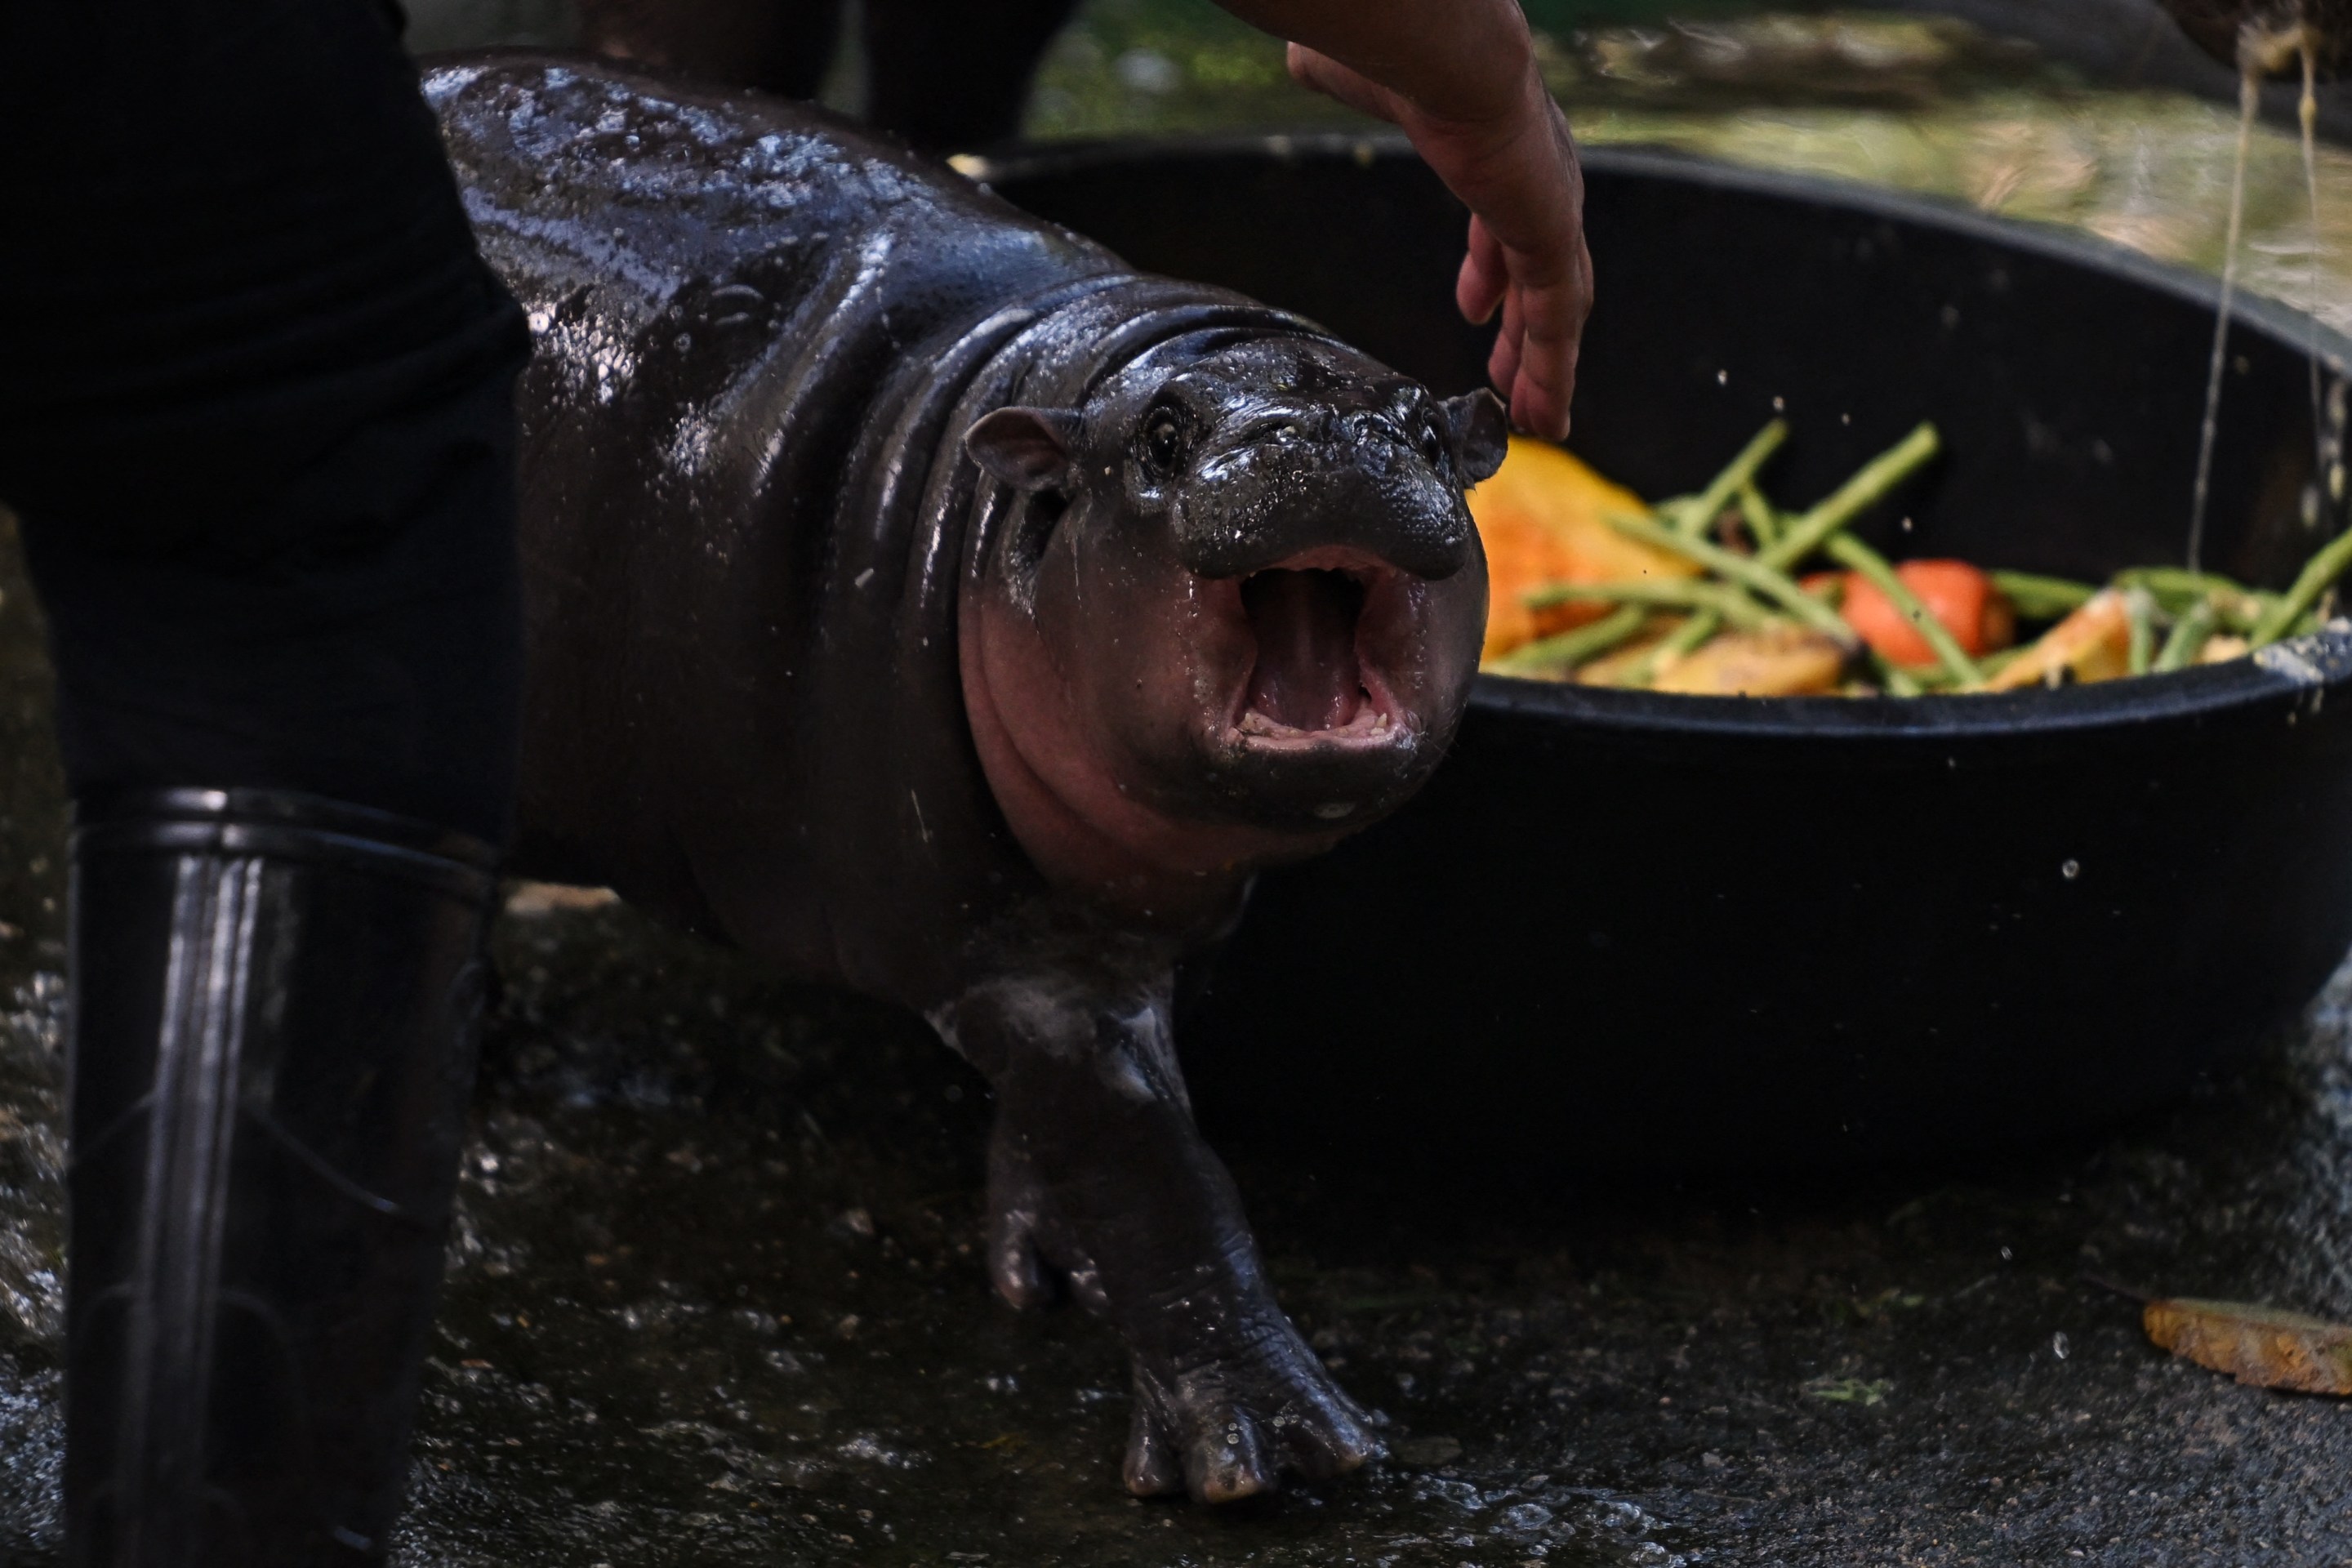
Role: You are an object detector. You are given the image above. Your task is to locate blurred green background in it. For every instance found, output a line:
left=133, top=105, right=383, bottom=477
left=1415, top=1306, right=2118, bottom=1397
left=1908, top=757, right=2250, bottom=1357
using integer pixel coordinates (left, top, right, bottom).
left=1001, top=2, right=2352, bottom=334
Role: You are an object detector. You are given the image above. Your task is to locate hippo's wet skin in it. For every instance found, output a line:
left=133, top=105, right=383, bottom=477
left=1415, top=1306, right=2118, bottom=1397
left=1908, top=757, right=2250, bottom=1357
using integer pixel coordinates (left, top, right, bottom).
left=429, top=57, right=1502, bottom=1503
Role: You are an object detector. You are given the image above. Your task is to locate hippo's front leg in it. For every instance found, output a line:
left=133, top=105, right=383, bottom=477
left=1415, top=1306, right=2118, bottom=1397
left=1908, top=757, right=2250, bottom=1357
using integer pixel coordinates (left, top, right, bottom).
left=947, top=977, right=1382, bottom=1501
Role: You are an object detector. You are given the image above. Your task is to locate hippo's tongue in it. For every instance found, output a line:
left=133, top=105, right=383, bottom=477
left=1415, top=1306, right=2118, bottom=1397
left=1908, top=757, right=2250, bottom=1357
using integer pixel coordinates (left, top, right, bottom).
left=1240, top=568, right=1367, bottom=732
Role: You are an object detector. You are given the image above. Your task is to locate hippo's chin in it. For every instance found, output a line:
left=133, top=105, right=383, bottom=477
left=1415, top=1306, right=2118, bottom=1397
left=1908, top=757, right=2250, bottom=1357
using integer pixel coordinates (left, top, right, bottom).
left=1195, top=723, right=1434, bottom=834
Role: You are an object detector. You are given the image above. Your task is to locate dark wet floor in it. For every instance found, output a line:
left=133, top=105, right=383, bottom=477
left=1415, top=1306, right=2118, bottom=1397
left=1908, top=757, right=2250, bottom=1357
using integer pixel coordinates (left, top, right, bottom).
left=3, top=514, right=2351, bottom=1564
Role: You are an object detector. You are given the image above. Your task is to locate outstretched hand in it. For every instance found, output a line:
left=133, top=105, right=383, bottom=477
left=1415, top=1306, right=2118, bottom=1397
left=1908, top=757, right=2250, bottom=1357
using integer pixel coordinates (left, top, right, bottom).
left=1286, top=43, right=1591, bottom=440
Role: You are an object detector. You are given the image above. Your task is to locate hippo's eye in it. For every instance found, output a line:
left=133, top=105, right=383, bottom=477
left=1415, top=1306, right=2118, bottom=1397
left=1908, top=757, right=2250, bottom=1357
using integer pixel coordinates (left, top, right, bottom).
left=1139, top=407, right=1188, bottom=480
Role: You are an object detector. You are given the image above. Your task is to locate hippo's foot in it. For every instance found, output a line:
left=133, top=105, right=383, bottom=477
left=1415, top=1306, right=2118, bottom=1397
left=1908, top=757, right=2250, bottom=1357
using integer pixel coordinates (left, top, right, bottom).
left=1116, top=1297, right=1385, bottom=1501
left=986, top=1127, right=1384, bottom=1501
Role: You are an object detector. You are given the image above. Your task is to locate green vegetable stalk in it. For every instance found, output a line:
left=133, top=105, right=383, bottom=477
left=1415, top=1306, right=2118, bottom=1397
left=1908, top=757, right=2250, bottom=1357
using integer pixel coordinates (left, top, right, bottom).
left=1619, top=609, right=1724, bottom=688
left=1606, top=513, right=1857, bottom=646
left=1489, top=604, right=1650, bottom=676
left=1738, top=480, right=1783, bottom=551
left=2111, top=567, right=2274, bottom=631
left=1760, top=422, right=1941, bottom=573
left=1989, top=570, right=2097, bottom=621
left=2250, top=522, right=2352, bottom=645
left=2123, top=587, right=2157, bottom=675
left=1824, top=532, right=1982, bottom=687
left=1869, top=654, right=1924, bottom=697
left=2153, top=597, right=2218, bottom=672
left=1670, top=419, right=1789, bottom=539
left=1524, top=578, right=1772, bottom=628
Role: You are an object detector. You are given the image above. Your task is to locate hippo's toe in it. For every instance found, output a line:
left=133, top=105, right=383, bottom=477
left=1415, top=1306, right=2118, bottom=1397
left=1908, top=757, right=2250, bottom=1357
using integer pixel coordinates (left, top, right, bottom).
left=1122, top=1321, right=1384, bottom=1503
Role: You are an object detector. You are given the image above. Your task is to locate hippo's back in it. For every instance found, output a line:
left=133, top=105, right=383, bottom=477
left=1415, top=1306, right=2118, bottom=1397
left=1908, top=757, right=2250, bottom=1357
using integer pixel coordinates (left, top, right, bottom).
left=427, top=58, right=1115, bottom=394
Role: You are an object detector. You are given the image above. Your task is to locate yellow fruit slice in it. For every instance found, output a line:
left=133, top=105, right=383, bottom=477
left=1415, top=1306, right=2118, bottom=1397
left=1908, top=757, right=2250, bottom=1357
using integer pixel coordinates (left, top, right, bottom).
left=1470, top=438, right=1697, bottom=664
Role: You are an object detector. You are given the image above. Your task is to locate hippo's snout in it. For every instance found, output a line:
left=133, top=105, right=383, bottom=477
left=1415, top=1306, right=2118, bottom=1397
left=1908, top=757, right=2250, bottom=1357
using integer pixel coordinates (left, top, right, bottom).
left=1174, top=434, right=1477, bottom=582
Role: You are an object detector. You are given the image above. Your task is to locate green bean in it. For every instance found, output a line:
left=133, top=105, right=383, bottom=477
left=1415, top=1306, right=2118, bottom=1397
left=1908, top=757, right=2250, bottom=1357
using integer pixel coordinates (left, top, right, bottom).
left=1673, top=419, right=1790, bottom=538
left=1618, top=610, right=1725, bottom=688
left=1650, top=493, right=1702, bottom=533
left=1988, top=570, right=2097, bottom=621
left=2153, top=597, right=2218, bottom=672
left=1976, top=644, right=2029, bottom=681
left=1606, top=512, right=1858, bottom=646
left=1823, top=532, right=1982, bottom=687
left=1524, top=578, right=1771, bottom=628
left=1488, top=604, right=1650, bottom=677
left=2251, top=522, right=2352, bottom=644
left=2112, top=565, right=2263, bottom=602
left=2109, top=567, right=2274, bottom=632
left=1867, top=653, right=1924, bottom=697
left=2123, top=587, right=2156, bottom=675
left=1738, top=479, right=1783, bottom=551
left=1759, top=422, right=1941, bottom=572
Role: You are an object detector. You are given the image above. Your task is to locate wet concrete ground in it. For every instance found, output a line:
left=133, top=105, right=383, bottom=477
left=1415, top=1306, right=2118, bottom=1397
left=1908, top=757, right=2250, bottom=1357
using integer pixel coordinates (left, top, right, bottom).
left=9, top=7, right=2352, bottom=1562
left=2, top=519, right=2350, bottom=1563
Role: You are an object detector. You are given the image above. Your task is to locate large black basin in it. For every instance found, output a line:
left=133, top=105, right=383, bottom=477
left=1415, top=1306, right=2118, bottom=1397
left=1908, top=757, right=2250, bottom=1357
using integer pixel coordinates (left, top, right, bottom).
left=974, top=136, right=2352, bottom=1171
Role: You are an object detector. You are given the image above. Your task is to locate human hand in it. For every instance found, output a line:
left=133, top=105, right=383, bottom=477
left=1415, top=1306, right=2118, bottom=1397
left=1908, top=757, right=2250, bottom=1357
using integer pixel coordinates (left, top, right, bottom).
left=1287, top=43, right=1591, bottom=440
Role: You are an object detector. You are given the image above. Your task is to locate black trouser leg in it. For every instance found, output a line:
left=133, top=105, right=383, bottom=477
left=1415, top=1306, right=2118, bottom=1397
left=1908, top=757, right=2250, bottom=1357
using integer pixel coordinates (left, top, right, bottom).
left=68, top=789, right=498, bottom=1566
left=862, top=0, right=1085, bottom=149
left=2, top=3, right=530, bottom=1562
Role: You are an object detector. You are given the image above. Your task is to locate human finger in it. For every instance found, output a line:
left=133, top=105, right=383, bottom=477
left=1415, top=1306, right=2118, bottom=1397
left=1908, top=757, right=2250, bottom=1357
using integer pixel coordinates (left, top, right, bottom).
left=1456, top=212, right=1507, bottom=325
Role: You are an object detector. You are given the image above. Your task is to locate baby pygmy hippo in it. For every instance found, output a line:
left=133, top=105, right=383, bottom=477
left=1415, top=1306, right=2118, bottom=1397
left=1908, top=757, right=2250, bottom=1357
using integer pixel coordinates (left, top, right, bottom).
left=430, top=57, right=1500, bottom=1502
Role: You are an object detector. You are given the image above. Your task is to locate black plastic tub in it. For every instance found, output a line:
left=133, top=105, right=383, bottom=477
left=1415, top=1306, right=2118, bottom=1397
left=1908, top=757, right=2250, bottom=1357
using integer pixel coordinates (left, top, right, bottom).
left=973, top=136, right=2352, bottom=1171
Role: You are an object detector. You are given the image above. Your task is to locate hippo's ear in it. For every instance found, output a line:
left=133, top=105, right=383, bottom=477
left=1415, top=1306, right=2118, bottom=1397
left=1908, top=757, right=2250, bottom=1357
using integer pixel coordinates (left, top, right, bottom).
left=1441, top=390, right=1510, bottom=485
left=965, top=408, right=1083, bottom=491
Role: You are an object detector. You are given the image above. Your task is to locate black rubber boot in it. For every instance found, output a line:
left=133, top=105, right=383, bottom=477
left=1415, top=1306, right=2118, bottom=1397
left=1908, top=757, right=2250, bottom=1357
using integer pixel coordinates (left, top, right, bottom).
left=63, top=787, right=500, bottom=1567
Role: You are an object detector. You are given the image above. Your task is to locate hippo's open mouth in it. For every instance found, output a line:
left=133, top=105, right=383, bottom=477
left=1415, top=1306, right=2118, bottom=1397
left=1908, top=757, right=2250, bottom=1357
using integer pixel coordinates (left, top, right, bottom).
left=1229, top=549, right=1410, bottom=748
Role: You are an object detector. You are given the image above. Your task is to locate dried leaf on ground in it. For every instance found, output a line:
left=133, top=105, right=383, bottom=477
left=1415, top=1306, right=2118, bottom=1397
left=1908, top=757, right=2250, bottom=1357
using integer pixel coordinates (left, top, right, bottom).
left=2143, top=1298, right=2352, bottom=1394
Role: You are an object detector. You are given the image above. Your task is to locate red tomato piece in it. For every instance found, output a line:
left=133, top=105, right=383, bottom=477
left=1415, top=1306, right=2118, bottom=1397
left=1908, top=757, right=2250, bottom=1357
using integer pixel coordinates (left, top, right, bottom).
left=1838, top=559, right=2015, bottom=667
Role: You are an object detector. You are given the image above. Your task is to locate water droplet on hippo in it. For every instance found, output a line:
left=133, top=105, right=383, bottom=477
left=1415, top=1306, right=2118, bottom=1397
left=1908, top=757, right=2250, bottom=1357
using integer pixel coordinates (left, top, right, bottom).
left=2061, top=858, right=2081, bottom=880
left=1314, top=802, right=1356, bottom=820
left=2051, top=1331, right=2071, bottom=1361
